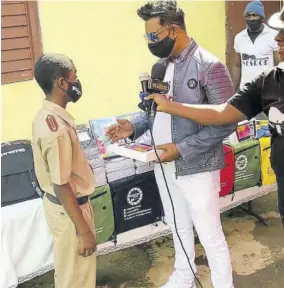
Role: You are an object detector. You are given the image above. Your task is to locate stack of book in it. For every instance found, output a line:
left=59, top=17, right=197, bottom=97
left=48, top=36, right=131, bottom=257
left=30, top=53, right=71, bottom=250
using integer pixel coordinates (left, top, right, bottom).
left=76, top=124, right=107, bottom=187
left=90, top=159, right=107, bottom=188
left=105, top=157, right=135, bottom=183
left=134, top=160, right=154, bottom=175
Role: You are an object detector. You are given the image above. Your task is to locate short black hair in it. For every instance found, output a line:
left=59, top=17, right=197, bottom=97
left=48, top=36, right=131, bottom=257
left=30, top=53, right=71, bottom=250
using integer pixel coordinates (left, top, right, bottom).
left=34, top=53, right=73, bottom=95
left=137, top=1, right=186, bottom=30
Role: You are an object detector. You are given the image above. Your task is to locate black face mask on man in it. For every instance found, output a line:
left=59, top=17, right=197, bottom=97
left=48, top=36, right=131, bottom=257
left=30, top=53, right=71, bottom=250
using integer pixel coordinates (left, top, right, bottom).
left=63, top=79, right=83, bottom=103
left=148, top=33, right=176, bottom=58
left=246, top=19, right=263, bottom=32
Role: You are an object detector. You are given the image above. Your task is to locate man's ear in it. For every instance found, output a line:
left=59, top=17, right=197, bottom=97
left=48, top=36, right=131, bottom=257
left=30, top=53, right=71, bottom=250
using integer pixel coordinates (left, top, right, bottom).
left=171, top=25, right=179, bottom=39
left=57, top=77, right=66, bottom=91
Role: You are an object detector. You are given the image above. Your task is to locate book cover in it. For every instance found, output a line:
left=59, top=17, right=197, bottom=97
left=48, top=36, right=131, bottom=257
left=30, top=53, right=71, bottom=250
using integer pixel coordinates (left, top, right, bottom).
left=89, top=117, right=118, bottom=158
left=236, top=121, right=256, bottom=142
left=89, top=112, right=143, bottom=158
left=255, top=120, right=271, bottom=138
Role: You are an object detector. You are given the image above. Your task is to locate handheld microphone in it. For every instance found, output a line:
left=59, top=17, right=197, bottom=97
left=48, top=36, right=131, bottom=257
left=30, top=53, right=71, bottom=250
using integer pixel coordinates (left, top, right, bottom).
left=151, top=63, right=167, bottom=80
left=139, top=72, right=151, bottom=113
left=139, top=72, right=150, bottom=94
left=150, top=63, right=167, bottom=117
left=138, top=64, right=168, bottom=116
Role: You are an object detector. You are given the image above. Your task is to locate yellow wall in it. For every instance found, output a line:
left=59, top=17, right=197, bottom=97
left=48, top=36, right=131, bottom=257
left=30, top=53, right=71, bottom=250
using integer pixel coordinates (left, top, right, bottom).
left=1, top=0, right=226, bottom=142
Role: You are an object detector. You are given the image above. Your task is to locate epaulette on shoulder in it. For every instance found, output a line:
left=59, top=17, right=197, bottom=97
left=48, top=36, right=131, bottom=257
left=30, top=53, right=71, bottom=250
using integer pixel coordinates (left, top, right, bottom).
left=45, top=115, right=59, bottom=132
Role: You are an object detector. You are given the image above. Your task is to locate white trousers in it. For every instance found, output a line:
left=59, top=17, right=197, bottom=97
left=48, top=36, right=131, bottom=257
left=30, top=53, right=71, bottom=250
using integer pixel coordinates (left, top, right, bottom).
left=154, top=163, right=234, bottom=288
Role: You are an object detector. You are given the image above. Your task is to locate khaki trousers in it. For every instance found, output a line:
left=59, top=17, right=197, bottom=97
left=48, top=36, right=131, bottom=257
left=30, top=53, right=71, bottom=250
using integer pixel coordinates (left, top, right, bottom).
left=43, top=195, right=96, bottom=288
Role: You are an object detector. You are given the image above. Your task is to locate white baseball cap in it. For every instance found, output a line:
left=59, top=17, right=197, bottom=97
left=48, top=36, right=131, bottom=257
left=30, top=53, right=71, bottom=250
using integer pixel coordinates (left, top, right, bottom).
left=268, top=6, right=284, bottom=29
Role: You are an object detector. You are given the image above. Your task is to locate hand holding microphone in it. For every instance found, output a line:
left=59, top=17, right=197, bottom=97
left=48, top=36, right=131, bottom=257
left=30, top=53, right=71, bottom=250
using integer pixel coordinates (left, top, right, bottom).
left=144, top=93, right=169, bottom=113
left=138, top=91, right=149, bottom=112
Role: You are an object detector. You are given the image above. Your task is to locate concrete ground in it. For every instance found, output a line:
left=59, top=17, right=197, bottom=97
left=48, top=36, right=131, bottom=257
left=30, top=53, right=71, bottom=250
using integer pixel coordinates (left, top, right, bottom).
left=20, top=191, right=284, bottom=288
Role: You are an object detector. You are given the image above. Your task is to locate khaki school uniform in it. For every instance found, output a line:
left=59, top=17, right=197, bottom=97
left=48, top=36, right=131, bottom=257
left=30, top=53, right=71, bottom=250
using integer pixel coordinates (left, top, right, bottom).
left=32, top=100, right=96, bottom=288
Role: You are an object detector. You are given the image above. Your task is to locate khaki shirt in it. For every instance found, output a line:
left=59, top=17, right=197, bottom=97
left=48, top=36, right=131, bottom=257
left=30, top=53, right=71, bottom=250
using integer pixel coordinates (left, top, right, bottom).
left=32, top=100, right=95, bottom=197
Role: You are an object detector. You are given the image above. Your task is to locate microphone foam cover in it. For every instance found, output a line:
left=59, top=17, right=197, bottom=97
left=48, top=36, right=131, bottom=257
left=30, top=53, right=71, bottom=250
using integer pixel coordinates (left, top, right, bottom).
left=139, top=72, right=150, bottom=82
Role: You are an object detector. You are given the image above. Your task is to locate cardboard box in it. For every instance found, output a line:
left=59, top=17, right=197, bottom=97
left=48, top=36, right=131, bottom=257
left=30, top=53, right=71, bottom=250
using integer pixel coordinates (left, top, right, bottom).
left=108, top=143, right=162, bottom=163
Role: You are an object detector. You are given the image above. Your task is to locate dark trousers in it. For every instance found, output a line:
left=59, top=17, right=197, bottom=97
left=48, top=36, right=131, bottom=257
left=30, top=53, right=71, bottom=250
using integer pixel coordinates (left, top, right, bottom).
left=270, top=136, right=284, bottom=225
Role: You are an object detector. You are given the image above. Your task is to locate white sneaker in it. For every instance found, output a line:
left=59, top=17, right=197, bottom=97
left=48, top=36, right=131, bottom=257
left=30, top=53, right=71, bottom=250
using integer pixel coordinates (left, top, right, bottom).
left=159, top=270, right=197, bottom=288
left=160, top=282, right=197, bottom=288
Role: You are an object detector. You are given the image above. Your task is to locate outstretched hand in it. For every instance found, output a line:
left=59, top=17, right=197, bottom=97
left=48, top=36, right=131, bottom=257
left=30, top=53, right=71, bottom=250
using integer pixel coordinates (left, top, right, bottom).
left=106, top=119, right=134, bottom=143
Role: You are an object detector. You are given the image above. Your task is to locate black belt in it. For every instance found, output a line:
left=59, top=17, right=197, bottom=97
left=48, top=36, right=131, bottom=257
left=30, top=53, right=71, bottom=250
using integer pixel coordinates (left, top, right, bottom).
left=46, top=193, right=89, bottom=206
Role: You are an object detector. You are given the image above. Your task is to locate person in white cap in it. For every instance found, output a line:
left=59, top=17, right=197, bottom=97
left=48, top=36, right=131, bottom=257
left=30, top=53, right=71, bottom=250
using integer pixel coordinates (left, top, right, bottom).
left=147, top=6, right=284, bottom=229
left=232, top=1, right=280, bottom=93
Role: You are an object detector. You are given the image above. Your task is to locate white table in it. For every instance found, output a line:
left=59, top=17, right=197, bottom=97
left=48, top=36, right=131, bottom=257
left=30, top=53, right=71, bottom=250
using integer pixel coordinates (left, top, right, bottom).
left=1, top=183, right=277, bottom=287
left=1, top=199, right=53, bottom=288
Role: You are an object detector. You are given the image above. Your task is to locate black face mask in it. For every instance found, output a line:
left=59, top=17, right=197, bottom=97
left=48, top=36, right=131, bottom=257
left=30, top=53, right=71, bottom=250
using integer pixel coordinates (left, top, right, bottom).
left=246, top=19, right=263, bottom=32
left=148, top=36, right=176, bottom=58
left=65, top=79, right=83, bottom=103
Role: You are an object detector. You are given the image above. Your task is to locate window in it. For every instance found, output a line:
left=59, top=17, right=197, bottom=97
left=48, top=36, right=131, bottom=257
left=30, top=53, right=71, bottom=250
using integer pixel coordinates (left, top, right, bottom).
left=1, top=1, right=42, bottom=84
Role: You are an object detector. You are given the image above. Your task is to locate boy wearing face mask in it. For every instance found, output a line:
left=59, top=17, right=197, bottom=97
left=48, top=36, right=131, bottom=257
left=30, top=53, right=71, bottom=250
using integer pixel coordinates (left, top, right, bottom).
left=107, top=1, right=236, bottom=287
left=32, top=54, right=96, bottom=288
left=232, top=1, right=280, bottom=93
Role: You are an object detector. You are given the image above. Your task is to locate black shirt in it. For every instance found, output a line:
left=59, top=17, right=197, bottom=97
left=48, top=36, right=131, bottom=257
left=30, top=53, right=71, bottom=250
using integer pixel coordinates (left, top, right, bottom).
left=228, top=63, right=284, bottom=141
left=228, top=64, right=284, bottom=177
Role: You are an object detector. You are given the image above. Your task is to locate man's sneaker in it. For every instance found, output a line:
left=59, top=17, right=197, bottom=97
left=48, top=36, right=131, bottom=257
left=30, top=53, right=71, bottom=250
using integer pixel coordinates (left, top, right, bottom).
left=160, top=282, right=197, bottom=288
left=159, top=270, right=197, bottom=288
